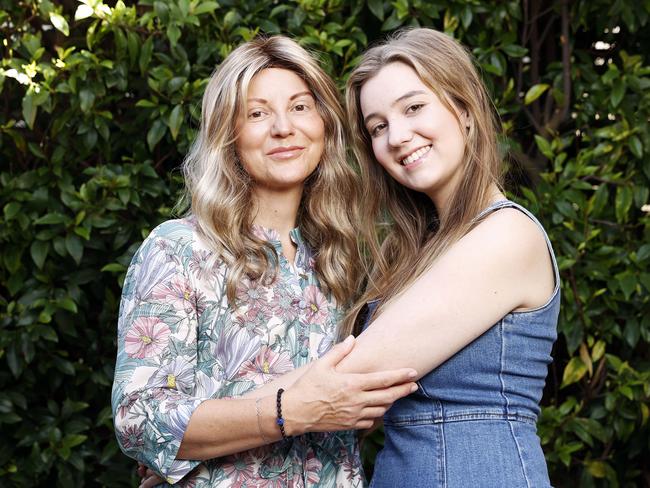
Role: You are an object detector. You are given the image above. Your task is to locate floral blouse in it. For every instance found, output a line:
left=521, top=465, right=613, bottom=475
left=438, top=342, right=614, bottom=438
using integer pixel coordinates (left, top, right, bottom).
left=111, top=217, right=365, bottom=487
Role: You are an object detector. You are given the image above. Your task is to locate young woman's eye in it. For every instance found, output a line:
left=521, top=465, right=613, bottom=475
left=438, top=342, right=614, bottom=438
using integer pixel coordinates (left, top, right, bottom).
left=293, top=103, right=309, bottom=112
left=406, top=103, right=424, bottom=114
left=370, top=123, right=387, bottom=137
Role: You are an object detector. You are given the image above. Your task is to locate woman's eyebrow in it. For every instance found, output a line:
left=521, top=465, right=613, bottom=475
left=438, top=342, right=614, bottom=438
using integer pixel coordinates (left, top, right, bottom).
left=289, top=91, right=314, bottom=101
left=246, top=91, right=314, bottom=104
left=363, top=90, right=427, bottom=125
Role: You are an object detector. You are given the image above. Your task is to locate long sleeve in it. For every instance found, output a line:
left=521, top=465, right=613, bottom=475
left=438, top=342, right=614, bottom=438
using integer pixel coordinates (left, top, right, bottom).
left=111, top=224, right=206, bottom=483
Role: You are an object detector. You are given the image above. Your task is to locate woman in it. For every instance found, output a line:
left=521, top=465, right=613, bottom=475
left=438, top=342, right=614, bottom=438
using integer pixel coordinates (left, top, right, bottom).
left=335, top=28, right=560, bottom=486
left=112, top=35, right=417, bottom=487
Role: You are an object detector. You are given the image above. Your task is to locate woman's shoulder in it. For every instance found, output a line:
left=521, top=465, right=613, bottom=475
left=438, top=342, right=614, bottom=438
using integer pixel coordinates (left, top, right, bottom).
left=148, top=216, right=199, bottom=244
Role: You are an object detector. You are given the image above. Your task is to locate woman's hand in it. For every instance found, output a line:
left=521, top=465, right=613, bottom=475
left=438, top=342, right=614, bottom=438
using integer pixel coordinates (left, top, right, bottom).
left=282, top=336, right=417, bottom=434
left=137, top=462, right=164, bottom=488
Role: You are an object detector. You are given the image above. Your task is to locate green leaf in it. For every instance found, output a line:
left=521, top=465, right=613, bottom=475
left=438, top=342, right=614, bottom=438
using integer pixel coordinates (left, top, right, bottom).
left=615, top=270, right=636, bottom=300
left=637, top=244, right=650, bottom=262
left=147, top=119, right=167, bottom=151
left=22, top=93, right=37, bottom=129
left=592, top=340, right=606, bottom=361
left=35, top=213, right=67, bottom=225
left=101, top=263, right=126, bottom=272
left=79, top=88, right=95, bottom=113
left=74, top=4, right=94, bottom=20
left=525, top=84, right=550, bottom=105
left=381, top=11, right=402, bottom=31
left=167, top=25, right=181, bottom=47
left=586, top=460, right=608, bottom=478
left=534, top=134, right=553, bottom=159
left=65, top=234, right=84, bottom=265
left=615, top=185, right=633, bottom=223
left=58, top=298, right=78, bottom=313
left=502, top=44, right=527, bottom=57
left=562, top=357, right=588, bottom=387
left=168, top=105, right=183, bottom=140
left=4, top=202, right=21, bottom=221
left=628, top=135, right=643, bottom=158
left=611, top=79, right=625, bottom=107
left=193, top=1, right=219, bottom=15
left=139, top=36, right=154, bottom=75
left=368, top=0, right=384, bottom=21
left=30, top=240, right=49, bottom=269
left=49, top=12, right=70, bottom=36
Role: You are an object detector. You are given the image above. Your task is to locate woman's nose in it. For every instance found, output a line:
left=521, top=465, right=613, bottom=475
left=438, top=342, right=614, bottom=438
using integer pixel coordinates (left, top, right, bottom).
left=271, top=113, right=295, bottom=137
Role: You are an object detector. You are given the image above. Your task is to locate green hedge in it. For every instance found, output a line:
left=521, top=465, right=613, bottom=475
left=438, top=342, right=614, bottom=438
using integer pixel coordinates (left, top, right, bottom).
left=1, top=0, right=648, bottom=486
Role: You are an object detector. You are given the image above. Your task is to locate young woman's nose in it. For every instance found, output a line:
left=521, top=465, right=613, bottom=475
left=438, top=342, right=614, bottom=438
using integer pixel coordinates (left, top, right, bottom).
left=387, top=121, right=413, bottom=147
left=271, top=112, right=295, bottom=138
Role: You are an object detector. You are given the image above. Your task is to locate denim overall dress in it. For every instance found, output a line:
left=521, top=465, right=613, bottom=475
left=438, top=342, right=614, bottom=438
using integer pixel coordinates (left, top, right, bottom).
left=367, top=201, right=560, bottom=488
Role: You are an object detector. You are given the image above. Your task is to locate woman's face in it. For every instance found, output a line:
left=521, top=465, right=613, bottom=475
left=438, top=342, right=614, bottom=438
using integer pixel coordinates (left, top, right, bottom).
left=359, top=62, right=468, bottom=208
left=236, top=68, right=325, bottom=194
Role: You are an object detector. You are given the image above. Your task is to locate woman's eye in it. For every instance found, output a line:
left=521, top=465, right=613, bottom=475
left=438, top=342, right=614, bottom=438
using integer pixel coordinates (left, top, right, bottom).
left=248, top=110, right=265, bottom=119
left=407, top=103, right=424, bottom=114
left=293, top=103, right=308, bottom=112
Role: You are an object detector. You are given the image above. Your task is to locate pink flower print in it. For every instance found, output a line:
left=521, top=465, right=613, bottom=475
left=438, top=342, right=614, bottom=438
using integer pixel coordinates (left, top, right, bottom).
left=233, top=306, right=272, bottom=336
left=270, top=286, right=299, bottom=322
left=251, top=225, right=281, bottom=243
left=118, top=422, right=145, bottom=450
left=304, top=448, right=323, bottom=484
left=116, top=391, right=140, bottom=419
left=236, top=277, right=269, bottom=310
left=188, top=249, right=216, bottom=282
left=151, top=275, right=197, bottom=315
left=340, top=447, right=362, bottom=481
left=302, top=285, right=329, bottom=325
left=221, top=456, right=256, bottom=487
left=124, top=317, right=171, bottom=358
left=237, top=346, right=293, bottom=385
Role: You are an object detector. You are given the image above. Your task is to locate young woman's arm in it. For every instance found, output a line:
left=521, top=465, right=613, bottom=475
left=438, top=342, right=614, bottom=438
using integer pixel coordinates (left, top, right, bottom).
left=335, top=209, right=555, bottom=378
left=177, top=336, right=417, bottom=459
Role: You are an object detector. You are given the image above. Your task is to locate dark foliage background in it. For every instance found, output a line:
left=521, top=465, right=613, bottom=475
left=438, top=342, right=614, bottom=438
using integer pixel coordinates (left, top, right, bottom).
left=1, top=0, right=648, bottom=486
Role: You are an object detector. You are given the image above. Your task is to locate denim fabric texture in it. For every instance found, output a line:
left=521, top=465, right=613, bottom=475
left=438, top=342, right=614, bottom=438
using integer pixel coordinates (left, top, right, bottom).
left=367, top=201, right=560, bottom=488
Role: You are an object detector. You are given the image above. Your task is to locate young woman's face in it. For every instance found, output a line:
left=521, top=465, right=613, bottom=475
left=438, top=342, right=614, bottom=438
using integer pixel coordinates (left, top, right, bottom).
left=359, top=62, right=468, bottom=207
left=236, top=68, right=325, bottom=194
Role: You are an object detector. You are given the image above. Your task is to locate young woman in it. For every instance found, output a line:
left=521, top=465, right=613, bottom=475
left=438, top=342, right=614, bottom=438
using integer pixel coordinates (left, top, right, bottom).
left=335, top=28, right=560, bottom=486
left=111, top=36, right=417, bottom=488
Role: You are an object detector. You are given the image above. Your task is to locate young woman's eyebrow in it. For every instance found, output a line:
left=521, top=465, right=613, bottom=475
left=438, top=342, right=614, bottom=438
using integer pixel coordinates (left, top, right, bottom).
left=363, top=90, right=427, bottom=125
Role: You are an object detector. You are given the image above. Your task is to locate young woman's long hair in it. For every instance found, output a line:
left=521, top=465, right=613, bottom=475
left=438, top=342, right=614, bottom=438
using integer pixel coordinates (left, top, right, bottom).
left=342, top=28, right=504, bottom=336
left=182, top=36, right=362, bottom=306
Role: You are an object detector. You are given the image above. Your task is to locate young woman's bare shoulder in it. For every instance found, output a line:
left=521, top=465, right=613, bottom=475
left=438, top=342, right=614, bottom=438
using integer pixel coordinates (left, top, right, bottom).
left=458, top=207, right=549, bottom=268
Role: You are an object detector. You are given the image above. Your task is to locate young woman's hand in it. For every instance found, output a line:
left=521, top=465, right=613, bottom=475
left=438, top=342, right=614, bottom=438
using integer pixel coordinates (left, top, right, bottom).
left=282, top=336, right=418, bottom=434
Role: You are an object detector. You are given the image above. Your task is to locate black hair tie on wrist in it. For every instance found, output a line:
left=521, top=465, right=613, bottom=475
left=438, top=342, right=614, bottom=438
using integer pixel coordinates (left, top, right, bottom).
left=276, top=388, right=289, bottom=440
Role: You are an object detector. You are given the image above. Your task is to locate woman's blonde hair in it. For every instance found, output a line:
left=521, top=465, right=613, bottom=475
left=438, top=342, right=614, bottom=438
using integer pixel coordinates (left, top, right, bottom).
left=182, top=35, right=361, bottom=306
left=342, top=28, right=503, bottom=336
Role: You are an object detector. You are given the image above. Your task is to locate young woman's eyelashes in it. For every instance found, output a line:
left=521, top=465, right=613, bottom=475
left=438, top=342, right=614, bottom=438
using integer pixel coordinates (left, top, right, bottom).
left=368, top=102, right=427, bottom=137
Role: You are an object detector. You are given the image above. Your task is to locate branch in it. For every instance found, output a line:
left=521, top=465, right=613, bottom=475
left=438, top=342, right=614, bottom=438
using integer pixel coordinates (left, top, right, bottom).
left=546, top=0, right=571, bottom=133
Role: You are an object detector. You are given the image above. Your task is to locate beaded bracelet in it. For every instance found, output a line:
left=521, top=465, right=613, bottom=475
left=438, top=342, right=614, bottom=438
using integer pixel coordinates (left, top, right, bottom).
left=276, top=388, right=289, bottom=440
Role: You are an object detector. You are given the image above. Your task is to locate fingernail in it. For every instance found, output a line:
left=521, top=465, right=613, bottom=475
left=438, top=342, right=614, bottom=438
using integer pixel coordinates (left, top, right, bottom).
left=408, top=370, right=417, bottom=378
left=344, top=335, right=354, bottom=344
left=410, top=384, right=418, bottom=393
